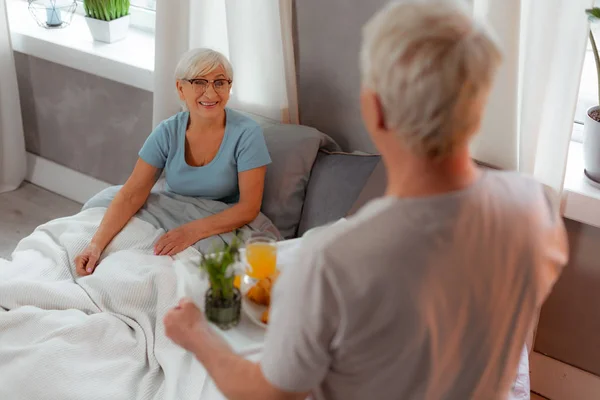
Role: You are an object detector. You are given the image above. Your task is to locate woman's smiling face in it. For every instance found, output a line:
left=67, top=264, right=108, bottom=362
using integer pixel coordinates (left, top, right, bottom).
left=177, top=65, right=231, bottom=119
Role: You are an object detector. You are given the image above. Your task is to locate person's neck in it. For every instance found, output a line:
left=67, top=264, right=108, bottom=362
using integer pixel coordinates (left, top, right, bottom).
left=384, top=145, right=481, bottom=198
left=188, top=110, right=226, bottom=134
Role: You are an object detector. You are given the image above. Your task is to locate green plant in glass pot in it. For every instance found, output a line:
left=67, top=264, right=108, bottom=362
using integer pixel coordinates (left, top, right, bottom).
left=584, top=8, right=600, bottom=183
left=83, top=0, right=131, bottom=43
left=199, top=235, right=245, bottom=330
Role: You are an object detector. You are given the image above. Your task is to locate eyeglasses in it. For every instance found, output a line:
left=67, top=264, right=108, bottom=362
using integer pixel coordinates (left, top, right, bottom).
left=184, top=78, right=232, bottom=93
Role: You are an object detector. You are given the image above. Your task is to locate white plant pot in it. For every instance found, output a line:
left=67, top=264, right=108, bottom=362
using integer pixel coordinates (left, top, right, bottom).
left=583, top=105, right=600, bottom=183
left=85, top=15, right=130, bottom=43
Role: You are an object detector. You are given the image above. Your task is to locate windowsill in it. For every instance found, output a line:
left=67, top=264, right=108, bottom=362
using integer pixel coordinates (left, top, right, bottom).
left=564, top=129, right=600, bottom=229
left=7, top=0, right=154, bottom=92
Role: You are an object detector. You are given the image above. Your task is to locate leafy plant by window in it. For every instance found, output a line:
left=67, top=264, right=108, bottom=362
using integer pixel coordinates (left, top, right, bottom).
left=84, top=0, right=130, bottom=21
left=586, top=8, right=600, bottom=105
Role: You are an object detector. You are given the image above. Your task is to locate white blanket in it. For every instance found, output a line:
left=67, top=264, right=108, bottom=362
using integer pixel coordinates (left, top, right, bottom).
left=0, top=208, right=210, bottom=400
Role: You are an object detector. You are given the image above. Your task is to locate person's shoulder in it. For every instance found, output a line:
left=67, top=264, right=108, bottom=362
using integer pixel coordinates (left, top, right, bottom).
left=476, top=170, right=563, bottom=241
left=281, top=199, right=406, bottom=310
left=298, top=198, right=400, bottom=273
left=481, top=169, right=552, bottom=209
left=484, top=169, right=544, bottom=190
left=226, top=108, right=262, bottom=134
left=155, top=111, right=188, bottom=135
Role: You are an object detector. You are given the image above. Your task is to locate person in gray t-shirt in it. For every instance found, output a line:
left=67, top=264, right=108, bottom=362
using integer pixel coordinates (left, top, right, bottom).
left=163, top=1, right=568, bottom=399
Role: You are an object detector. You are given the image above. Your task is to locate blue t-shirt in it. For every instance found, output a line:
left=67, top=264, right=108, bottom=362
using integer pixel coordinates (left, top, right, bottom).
left=138, top=108, right=271, bottom=203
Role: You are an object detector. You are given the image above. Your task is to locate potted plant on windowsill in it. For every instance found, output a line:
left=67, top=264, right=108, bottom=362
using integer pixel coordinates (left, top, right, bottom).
left=199, top=236, right=245, bottom=330
left=83, top=0, right=130, bottom=44
left=585, top=8, right=600, bottom=183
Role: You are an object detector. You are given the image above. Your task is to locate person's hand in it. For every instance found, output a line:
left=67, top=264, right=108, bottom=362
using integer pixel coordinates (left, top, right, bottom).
left=75, top=243, right=103, bottom=276
left=154, top=223, right=199, bottom=256
left=164, top=298, right=205, bottom=353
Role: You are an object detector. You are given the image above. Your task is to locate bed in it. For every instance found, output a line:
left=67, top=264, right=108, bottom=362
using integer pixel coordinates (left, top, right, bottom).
left=0, top=115, right=387, bottom=399
left=0, top=113, right=530, bottom=399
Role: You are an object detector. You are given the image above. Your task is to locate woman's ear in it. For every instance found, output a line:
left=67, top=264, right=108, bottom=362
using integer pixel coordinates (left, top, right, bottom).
left=176, top=80, right=185, bottom=101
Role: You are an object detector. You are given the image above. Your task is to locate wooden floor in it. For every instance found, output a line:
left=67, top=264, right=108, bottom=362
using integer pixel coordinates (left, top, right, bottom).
left=0, top=183, right=81, bottom=259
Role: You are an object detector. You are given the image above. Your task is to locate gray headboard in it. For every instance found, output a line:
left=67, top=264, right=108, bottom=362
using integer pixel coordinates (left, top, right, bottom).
left=294, top=0, right=389, bottom=153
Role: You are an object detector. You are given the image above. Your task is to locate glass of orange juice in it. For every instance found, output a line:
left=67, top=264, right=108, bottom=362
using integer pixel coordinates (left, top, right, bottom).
left=245, top=233, right=277, bottom=281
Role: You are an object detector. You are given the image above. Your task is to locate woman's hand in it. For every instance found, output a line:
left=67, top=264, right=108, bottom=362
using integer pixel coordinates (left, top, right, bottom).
left=154, top=223, right=199, bottom=256
left=75, top=244, right=103, bottom=276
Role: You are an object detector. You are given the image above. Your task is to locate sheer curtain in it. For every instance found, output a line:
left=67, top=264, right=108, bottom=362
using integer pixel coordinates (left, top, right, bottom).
left=470, top=0, right=592, bottom=193
left=0, top=0, right=26, bottom=193
left=153, top=0, right=298, bottom=127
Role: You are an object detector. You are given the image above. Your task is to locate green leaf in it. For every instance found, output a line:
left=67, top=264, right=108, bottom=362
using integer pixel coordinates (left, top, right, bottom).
left=109, top=0, right=116, bottom=19
left=101, top=2, right=111, bottom=21
left=586, top=8, right=600, bottom=22
left=84, top=0, right=93, bottom=18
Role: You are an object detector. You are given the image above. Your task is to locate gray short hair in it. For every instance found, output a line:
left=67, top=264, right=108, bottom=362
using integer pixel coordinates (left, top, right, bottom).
left=360, top=0, right=502, bottom=158
left=174, top=48, right=234, bottom=82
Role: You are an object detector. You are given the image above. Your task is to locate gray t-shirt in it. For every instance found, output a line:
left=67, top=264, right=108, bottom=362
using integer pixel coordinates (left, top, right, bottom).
left=261, top=171, right=568, bottom=400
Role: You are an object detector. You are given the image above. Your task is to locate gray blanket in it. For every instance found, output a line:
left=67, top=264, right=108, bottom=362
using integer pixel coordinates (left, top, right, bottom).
left=82, top=186, right=282, bottom=253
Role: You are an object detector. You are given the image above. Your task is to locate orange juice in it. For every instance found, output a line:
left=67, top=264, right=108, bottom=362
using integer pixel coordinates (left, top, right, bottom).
left=246, top=242, right=277, bottom=280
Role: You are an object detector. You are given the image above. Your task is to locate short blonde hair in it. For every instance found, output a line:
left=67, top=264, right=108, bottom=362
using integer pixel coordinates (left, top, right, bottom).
left=360, top=0, right=502, bottom=158
left=174, top=48, right=234, bottom=81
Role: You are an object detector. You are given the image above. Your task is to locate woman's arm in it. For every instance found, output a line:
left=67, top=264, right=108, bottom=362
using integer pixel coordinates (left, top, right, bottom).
left=193, top=166, right=266, bottom=236
left=76, top=158, right=160, bottom=275
left=154, top=166, right=267, bottom=256
left=92, top=158, right=161, bottom=249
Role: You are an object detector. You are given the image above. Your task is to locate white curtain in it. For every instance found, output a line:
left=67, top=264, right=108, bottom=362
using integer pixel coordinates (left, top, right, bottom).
left=0, top=0, right=26, bottom=193
left=153, top=0, right=298, bottom=127
left=470, top=0, right=592, bottom=192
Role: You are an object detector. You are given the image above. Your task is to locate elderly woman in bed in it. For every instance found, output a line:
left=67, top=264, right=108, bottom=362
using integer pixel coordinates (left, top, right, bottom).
left=75, top=48, right=271, bottom=276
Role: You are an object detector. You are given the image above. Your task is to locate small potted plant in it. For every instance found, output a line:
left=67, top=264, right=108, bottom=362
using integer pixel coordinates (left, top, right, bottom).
left=585, top=8, right=600, bottom=183
left=199, top=236, right=245, bottom=330
left=83, top=0, right=130, bottom=43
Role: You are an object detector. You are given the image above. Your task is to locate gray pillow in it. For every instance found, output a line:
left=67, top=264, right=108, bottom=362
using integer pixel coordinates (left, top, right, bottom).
left=297, top=150, right=382, bottom=236
left=240, top=111, right=340, bottom=239
left=347, top=158, right=387, bottom=216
